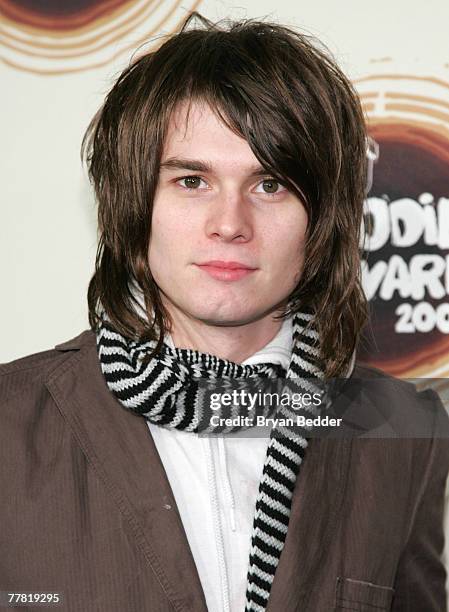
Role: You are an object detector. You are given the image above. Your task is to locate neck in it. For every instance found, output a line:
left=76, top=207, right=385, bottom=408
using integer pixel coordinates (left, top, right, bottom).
left=165, top=304, right=286, bottom=364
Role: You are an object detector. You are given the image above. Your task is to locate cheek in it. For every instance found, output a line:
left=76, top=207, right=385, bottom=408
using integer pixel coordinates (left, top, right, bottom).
left=148, top=207, right=172, bottom=277
left=266, top=215, right=307, bottom=275
left=149, top=201, right=181, bottom=262
left=277, top=241, right=306, bottom=290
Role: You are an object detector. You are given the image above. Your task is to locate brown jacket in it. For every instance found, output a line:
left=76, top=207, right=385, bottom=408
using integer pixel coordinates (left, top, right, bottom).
left=1, top=330, right=449, bottom=612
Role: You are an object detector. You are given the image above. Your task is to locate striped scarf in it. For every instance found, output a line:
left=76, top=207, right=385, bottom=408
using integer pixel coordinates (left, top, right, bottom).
left=96, top=311, right=326, bottom=611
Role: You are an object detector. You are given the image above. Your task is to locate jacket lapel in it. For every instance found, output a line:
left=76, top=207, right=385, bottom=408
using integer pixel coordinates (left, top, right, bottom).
left=47, top=331, right=207, bottom=612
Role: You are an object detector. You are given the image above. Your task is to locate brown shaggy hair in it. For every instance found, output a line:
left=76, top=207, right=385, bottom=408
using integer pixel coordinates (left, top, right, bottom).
left=83, top=12, right=368, bottom=377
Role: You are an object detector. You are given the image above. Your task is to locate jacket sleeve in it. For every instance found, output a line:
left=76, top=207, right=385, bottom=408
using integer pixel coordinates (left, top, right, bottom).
left=391, top=392, right=449, bottom=612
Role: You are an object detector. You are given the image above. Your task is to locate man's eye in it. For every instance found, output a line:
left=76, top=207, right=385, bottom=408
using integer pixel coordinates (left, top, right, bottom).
left=254, top=179, right=286, bottom=195
left=177, top=176, right=207, bottom=190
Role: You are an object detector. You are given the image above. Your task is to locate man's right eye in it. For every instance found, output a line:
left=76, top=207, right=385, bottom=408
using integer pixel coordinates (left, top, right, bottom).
left=177, top=176, right=207, bottom=190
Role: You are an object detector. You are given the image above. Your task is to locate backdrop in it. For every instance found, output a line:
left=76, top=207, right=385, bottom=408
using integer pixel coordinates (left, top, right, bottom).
left=2, top=0, right=449, bottom=596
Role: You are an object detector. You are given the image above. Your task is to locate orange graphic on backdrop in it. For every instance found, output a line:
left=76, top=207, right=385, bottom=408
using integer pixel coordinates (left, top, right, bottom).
left=0, top=0, right=201, bottom=74
left=356, top=74, right=449, bottom=378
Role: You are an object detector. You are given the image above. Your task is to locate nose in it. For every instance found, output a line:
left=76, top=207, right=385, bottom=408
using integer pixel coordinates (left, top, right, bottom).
left=205, top=189, right=253, bottom=243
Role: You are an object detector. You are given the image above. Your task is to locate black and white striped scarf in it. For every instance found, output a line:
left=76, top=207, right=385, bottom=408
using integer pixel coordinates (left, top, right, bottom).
left=96, top=311, right=326, bottom=612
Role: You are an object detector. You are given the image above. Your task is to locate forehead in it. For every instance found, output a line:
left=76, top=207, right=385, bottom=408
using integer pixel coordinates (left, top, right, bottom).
left=162, top=100, right=260, bottom=168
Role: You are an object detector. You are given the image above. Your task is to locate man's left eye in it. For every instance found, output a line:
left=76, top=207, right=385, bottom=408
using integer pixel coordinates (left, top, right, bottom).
left=254, top=179, right=286, bottom=195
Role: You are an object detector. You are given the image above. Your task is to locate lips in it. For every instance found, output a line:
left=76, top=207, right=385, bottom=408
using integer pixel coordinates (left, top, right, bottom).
left=197, top=260, right=256, bottom=270
left=195, top=260, right=257, bottom=281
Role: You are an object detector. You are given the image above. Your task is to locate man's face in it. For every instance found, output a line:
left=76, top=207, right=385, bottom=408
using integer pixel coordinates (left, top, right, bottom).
left=148, top=101, right=308, bottom=327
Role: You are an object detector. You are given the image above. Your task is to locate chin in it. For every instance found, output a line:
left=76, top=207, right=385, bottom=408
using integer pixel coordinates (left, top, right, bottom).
left=199, top=314, right=256, bottom=327
left=187, top=301, right=274, bottom=327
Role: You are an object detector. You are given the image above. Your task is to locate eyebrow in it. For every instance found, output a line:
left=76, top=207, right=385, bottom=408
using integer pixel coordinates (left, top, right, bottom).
left=159, top=157, right=268, bottom=177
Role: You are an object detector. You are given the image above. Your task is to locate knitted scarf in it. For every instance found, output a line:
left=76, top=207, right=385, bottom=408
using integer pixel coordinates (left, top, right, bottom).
left=97, top=311, right=326, bottom=611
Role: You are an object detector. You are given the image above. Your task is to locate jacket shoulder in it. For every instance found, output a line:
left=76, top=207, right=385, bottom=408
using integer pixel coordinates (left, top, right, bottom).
left=353, top=361, right=408, bottom=382
left=0, top=330, right=96, bottom=401
left=352, top=361, right=437, bottom=398
left=348, top=361, right=449, bottom=441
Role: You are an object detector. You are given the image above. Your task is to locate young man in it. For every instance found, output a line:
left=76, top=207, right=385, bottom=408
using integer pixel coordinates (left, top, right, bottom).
left=1, top=13, right=448, bottom=612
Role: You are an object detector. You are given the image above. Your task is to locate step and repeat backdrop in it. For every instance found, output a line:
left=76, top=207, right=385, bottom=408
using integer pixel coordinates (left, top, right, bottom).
left=1, top=0, right=448, bottom=380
